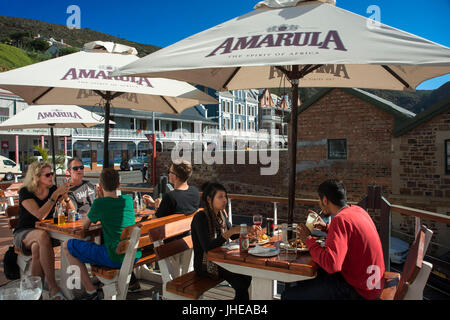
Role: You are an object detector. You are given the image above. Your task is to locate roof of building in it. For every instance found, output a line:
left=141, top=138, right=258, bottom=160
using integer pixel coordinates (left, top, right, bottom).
left=394, top=95, right=450, bottom=137
left=297, top=87, right=416, bottom=130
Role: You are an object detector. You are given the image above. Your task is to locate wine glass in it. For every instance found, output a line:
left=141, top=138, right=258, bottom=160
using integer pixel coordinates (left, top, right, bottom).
left=20, top=276, right=42, bottom=300
left=252, top=214, right=263, bottom=242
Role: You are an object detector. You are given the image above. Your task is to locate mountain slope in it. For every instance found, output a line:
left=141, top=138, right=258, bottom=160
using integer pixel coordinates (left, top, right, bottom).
left=0, top=15, right=160, bottom=57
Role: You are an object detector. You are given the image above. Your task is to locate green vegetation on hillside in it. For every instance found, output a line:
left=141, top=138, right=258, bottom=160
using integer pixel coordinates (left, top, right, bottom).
left=0, top=16, right=160, bottom=57
left=0, top=43, right=35, bottom=71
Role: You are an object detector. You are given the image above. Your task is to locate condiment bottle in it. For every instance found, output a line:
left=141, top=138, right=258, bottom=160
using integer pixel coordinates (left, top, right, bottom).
left=239, top=224, right=249, bottom=254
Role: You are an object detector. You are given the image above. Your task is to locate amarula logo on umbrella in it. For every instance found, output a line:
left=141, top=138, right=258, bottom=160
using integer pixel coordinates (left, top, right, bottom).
left=60, top=67, right=154, bottom=88
left=37, top=111, right=83, bottom=120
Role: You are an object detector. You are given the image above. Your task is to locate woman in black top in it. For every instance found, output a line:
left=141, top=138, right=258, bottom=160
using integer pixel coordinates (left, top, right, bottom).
left=13, top=161, right=71, bottom=300
left=191, top=182, right=255, bottom=300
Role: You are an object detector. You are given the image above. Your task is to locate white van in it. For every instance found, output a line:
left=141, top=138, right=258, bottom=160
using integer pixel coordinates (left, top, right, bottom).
left=0, top=155, right=22, bottom=181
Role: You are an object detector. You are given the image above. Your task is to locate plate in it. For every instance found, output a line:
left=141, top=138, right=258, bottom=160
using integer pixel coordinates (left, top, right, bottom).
left=248, top=247, right=280, bottom=257
left=279, top=242, right=309, bottom=252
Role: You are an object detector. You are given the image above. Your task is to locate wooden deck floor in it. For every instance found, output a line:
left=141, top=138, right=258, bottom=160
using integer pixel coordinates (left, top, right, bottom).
left=126, top=279, right=236, bottom=300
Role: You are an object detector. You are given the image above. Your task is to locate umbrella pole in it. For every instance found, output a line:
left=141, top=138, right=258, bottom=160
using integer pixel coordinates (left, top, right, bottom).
left=288, top=74, right=299, bottom=225
left=50, top=126, right=57, bottom=175
left=104, top=96, right=111, bottom=169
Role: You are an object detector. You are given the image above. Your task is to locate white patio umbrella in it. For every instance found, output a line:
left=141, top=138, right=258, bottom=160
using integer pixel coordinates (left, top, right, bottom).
left=114, top=0, right=450, bottom=225
left=0, top=104, right=115, bottom=173
left=0, top=41, right=217, bottom=167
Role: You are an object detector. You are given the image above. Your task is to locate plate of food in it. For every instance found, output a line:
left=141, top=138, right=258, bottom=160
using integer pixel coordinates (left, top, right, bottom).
left=279, top=238, right=309, bottom=252
left=249, top=233, right=270, bottom=247
left=248, top=246, right=280, bottom=257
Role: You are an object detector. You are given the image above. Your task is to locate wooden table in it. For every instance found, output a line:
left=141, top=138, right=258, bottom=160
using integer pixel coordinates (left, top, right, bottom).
left=34, top=208, right=154, bottom=299
left=208, top=234, right=318, bottom=300
left=35, top=218, right=103, bottom=299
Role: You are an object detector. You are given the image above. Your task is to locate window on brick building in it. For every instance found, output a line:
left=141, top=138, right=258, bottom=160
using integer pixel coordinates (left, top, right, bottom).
left=446, top=139, right=450, bottom=175
left=328, top=139, right=347, bottom=160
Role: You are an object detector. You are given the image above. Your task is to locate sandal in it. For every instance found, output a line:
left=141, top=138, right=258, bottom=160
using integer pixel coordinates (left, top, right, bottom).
left=49, top=291, right=67, bottom=300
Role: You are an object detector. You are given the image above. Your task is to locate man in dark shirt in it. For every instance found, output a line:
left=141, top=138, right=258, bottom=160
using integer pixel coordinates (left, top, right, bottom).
left=143, top=160, right=200, bottom=218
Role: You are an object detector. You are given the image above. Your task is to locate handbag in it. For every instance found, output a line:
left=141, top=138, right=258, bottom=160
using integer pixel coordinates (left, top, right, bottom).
left=2, top=246, right=20, bottom=280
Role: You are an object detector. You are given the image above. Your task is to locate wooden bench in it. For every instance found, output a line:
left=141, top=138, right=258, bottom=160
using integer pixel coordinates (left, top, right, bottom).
left=165, top=270, right=224, bottom=300
left=157, top=212, right=225, bottom=300
left=90, top=213, right=196, bottom=300
left=380, top=224, right=433, bottom=300
left=6, top=205, right=33, bottom=277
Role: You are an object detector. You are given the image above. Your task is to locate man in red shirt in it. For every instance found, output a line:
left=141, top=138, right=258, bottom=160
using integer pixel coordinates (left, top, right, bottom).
left=282, top=180, right=385, bottom=300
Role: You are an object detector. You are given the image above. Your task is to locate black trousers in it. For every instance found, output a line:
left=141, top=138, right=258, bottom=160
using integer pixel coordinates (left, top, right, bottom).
left=218, top=266, right=252, bottom=300
left=281, top=268, right=365, bottom=300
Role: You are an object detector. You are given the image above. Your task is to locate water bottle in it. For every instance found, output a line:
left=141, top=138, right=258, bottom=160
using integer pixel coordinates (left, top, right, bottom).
left=134, top=194, right=139, bottom=210
left=239, top=224, right=249, bottom=254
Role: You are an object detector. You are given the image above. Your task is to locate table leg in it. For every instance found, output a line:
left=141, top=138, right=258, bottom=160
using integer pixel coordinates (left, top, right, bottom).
left=250, top=277, right=274, bottom=300
left=59, top=242, right=74, bottom=300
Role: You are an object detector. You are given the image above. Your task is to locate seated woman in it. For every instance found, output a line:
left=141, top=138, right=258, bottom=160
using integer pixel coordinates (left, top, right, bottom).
left=190, top=182, right=255, bottom=300
left=143, top=160, right=200, bottom=218
left=13, top=161, right=71, bottom=300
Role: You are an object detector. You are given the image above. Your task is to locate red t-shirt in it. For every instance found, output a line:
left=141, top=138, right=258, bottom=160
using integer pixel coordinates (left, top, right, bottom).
left=306, top=205, right=385, bottom=300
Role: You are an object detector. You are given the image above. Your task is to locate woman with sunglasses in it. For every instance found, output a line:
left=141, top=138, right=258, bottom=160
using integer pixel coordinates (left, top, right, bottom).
left=13, top=161, right=71, bottom=300
left=65, top=158, right=96, bottom=216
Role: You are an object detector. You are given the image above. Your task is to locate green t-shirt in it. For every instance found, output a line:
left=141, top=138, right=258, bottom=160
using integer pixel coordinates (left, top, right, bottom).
left=88, top=194, right=142, bottom=263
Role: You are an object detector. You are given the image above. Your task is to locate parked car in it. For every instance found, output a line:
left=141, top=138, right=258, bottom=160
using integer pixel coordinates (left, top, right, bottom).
left=120, top=157, right=145, bottom=171
left=0, top=155, right=22, bottom=181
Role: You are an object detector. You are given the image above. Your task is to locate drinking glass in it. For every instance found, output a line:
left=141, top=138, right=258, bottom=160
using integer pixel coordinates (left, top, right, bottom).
left=306, top=211, right=320, bottom=232
left=0, top=279, right=21, bottom=300
left=20, top=276, right=42, bottom=300
left=252, top=214, right=263, bottom=241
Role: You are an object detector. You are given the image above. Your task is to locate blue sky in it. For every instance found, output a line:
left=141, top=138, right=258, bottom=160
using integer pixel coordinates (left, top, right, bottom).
left=1, top=0, right=449, bottom=90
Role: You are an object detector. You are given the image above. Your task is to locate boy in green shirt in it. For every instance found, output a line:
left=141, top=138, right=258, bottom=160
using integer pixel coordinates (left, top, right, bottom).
left=63, top=168, right=141, bottom=300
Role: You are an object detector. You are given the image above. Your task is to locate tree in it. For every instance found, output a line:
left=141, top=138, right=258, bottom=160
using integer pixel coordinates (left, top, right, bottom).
left=33, top=145, right=66, bottom=172
left=28, top=39, right=50, bottom=52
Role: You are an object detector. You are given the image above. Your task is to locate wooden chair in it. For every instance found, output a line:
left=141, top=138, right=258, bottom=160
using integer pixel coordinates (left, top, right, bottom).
left=6, top=205, right=33, bottom=277
left=90, top=213, right=195, bottom=300
left=381, top=225, right=433, bottom=300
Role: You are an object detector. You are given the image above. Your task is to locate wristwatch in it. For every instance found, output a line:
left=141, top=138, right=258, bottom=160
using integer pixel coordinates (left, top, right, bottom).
left=49, top=197, right=56, bottom=203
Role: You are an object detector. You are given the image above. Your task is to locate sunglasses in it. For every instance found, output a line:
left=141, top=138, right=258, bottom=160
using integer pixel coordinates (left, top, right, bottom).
left=168, top=170, right=177, bottom=176
left=43, top=172, right=54, bottom=178
left=70, top=166, right=85, bottom=171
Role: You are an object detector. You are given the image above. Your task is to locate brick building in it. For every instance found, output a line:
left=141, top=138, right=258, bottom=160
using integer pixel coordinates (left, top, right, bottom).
left=154, top=88, right=449, bottom=256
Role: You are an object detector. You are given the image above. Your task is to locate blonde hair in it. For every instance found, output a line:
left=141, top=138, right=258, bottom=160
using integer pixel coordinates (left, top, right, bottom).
left=21, top=161, right=53, bottom=194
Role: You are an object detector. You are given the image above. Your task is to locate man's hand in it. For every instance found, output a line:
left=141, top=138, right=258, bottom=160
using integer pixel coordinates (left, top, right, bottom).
left=313, top=215, right=328, bottom=231
left=154, top=198, right=162, bottom=209
left=96, top=184, right=104, bottom=198
left=142, top=194, right=155, bottom=206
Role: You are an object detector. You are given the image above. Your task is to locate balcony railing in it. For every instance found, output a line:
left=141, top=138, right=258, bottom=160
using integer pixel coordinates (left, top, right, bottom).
left=71, top=128, right=288, bottom=144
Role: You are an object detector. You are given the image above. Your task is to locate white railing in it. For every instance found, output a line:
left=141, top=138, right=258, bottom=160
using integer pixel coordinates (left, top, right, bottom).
left=72, top=128, right=288, bottom=145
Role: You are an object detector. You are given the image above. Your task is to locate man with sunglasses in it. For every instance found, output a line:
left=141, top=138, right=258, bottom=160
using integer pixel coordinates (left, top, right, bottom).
left=65, top=158, right=97, bottom=215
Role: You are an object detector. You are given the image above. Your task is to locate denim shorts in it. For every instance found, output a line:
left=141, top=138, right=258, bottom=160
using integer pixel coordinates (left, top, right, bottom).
left=67, top=239, right=123, bottom=269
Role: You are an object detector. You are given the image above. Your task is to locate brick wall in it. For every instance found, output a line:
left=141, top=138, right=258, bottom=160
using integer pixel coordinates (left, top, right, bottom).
left=296, top=89, right=394, bottom=199
left=392, top=108, right=450, bottom=198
